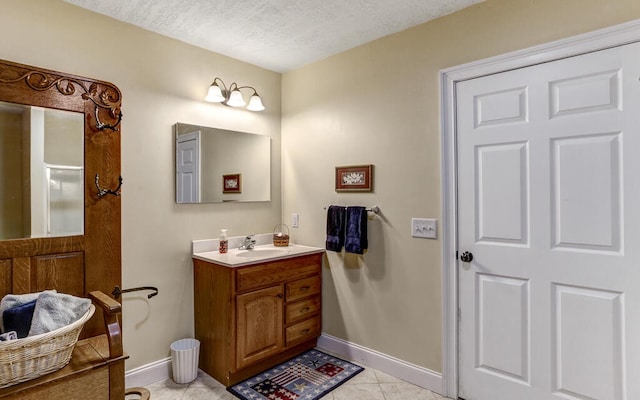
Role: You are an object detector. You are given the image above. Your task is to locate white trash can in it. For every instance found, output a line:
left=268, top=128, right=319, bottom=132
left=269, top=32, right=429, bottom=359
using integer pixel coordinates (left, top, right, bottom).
left=170, top=338, right=200, bottom=384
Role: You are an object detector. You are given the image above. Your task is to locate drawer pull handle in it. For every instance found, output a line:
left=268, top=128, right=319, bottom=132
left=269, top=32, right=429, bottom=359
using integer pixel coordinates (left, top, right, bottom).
left=300, top=328, right=310, bottom=334
left=300, top=307, right=310, bottom=313
left=276, top=294, right=283, bottom=298
left=300, top=286, right=310, bottom=291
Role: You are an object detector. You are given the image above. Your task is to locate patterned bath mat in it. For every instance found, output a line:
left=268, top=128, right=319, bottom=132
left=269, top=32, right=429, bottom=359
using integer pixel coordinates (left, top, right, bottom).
left=228, top=349, right=364, bottom=400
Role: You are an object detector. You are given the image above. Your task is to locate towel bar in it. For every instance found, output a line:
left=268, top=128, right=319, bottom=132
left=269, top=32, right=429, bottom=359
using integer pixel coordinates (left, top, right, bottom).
left=323, top=205, right=380, bottom=214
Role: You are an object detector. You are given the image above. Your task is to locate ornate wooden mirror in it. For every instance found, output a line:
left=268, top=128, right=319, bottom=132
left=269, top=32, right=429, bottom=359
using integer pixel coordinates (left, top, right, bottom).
left=0, top=59, right=122, bottom=337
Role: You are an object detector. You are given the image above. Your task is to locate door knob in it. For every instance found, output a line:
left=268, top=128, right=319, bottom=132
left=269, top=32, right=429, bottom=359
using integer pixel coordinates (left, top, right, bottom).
left=460, top=251, right=473, bottom=263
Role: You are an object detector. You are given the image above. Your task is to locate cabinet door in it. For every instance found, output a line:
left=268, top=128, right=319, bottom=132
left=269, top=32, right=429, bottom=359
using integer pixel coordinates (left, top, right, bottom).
left=236, top=285, right=284, bottom=369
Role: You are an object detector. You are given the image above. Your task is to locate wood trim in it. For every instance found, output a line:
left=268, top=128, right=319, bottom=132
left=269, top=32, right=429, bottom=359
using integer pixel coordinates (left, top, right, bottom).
left=285, top=275, right=320, bottom=302
left=0, top=59, right=121, bottom=116
left=11, top=257, right=32, bottom=294
left=285, top=316, right=320, bottom=347
left=193, top=259, right=234, bottom=385
left=0, top=260, right=10, bottom=295
left=235, top=254, right=321, bottom=292
left=34, top=252, right=85, bottom=296
left=236, top=285, right=284, bottom=370
left=439, top=19, right=640, bottom=398
left=286, top=295, right=321, bottom=325
left=0, top=236, right=83, bottom=259
left=90, top=291, right=123, bottom=359
left=108, top=361, right=125, bottom=400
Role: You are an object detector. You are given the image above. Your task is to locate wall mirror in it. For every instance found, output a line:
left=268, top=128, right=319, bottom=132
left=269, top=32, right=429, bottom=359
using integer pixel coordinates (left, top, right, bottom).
left=0, top=101, right=84, bottom=240
left=175, top=122, right=271, bottom=203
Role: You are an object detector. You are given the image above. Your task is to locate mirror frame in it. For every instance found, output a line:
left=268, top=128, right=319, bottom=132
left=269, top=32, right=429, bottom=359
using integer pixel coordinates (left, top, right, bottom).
left=175, top=122, right=272, bottom=203
left=0, top=59, right=122, bottom=317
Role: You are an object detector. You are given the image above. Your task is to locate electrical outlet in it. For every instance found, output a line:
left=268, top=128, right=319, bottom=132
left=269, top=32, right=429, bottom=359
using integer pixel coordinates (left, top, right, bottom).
left=412, top=218, right=437, bottom=239
left=291, top=213, right=299, bottom=228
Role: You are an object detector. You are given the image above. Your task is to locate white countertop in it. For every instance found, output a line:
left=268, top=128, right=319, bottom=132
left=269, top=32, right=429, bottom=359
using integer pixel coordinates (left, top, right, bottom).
left=193, top=243, right=324, bottom=267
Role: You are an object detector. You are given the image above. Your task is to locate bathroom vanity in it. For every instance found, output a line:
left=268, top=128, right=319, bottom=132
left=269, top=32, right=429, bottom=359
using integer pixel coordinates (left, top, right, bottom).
left=193, top=243, right=324, bottom=386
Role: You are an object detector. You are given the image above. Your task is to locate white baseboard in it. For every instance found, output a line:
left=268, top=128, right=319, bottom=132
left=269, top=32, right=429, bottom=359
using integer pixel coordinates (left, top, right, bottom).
left=317, top=333, right=443, bottom=395
left=124, top=334, right=444, bottom=394
left=125, top=357, right=172, bottom=388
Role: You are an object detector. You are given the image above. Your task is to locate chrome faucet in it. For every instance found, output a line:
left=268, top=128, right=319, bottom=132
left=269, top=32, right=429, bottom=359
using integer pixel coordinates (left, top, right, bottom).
left=239, top=234, right=256, bottom=250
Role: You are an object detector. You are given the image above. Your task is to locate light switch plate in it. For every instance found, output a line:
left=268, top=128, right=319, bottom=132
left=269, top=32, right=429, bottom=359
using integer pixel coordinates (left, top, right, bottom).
left=412, top=218, right=437, bottom=239
left=291, top=213, right=299, bottom=228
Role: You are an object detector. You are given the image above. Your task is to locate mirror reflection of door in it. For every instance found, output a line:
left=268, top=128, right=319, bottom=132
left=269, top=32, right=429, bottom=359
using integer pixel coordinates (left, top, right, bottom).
left=0, top=101, right=83, bottom=239
left=176, top=131, right=201, bottom=203
left=46, top=165, right=83, bottom=236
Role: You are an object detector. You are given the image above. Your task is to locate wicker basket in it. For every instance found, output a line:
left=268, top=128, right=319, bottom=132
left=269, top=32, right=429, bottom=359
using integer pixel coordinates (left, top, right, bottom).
left=273, top=224, right=290, bottom=247
left=0, top=304, right=95, bottom=388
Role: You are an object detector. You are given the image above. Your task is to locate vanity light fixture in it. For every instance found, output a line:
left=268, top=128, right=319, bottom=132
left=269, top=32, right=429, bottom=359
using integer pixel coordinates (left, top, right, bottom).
left=205, top=77, right=265, bottom=111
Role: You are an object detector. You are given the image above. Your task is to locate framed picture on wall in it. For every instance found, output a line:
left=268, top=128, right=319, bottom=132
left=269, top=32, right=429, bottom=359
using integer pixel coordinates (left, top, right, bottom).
left=223, top=173, right=242, bottom=193
left=335, top=165, right=374, bottom=192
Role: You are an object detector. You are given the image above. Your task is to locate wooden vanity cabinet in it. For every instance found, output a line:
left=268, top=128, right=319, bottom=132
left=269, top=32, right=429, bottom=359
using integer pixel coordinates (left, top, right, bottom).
left=236, top=285, right=284, bottom=368
left=193, top=252, right=322, bottom=386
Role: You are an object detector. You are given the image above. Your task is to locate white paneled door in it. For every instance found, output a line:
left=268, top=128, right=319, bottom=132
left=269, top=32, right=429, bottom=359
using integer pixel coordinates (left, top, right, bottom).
left=176, top=131, right=200, bottom=203
left=457, top=42, right=640, bottom=400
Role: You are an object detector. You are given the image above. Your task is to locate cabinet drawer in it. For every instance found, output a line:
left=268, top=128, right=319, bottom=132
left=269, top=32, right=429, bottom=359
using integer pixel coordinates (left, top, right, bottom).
left=286, top=296, right=320, bottom=324
left=286, top=275, right=320, bottom=302
left=286, top=316, right=320, bottom=346
left=236, top=254, right=321, bottom=292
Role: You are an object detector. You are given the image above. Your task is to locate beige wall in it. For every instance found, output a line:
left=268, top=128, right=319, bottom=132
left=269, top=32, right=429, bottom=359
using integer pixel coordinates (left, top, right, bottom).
left=281, top=0, right=640, bottom=373
left=0, top=0, right=281, bottom=369
left=44, top=110, right=83, bottom=166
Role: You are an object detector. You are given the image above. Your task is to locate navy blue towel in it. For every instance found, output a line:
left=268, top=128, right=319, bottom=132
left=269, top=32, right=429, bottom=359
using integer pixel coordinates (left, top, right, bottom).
left=326, top=205, right=346, bottom=252
left=345, top=206, right=368, bottom=254
left=3, top=299, right=37, bottom=338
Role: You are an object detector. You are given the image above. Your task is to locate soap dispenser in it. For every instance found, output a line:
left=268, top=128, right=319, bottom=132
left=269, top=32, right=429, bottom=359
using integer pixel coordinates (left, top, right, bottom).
left=219, top=229, right=228, bottom=254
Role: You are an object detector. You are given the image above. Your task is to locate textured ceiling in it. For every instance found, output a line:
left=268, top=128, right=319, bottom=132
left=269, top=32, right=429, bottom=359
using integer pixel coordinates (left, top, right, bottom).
left=64, top=0, right=482, bottom=72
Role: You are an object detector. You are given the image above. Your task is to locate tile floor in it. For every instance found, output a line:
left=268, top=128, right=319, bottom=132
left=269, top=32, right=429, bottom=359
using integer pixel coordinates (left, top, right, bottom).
left=134, top=362, right=452, bottom=400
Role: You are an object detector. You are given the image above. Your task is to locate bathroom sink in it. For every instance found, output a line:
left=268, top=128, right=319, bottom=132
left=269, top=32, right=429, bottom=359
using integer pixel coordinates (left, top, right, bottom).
left=192, top=240, right=324, bottom=267
left=235, top=248, right=287, bottom=258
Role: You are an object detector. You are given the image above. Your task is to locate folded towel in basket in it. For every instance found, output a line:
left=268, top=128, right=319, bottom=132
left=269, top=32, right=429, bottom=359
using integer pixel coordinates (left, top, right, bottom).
left=28, top=292, right=91, bottom=336
left=3, top=300, right=36, bottom=338
left=0, top=291, right=54, bottom=333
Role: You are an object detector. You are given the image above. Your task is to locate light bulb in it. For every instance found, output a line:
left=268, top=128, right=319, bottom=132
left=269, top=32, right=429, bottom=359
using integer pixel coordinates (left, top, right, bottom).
left=205, top=83, right=225, bottom=102
left=247, top=94, right=265, bottom=111
left=226, top=89, right=246, bottom=107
